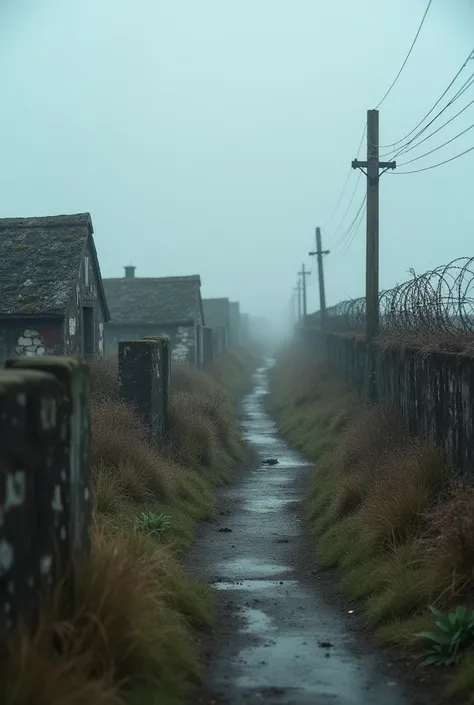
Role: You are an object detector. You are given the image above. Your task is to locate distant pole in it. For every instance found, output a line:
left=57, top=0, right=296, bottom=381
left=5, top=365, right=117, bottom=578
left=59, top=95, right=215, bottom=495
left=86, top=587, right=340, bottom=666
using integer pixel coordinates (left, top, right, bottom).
left=293, top=283, right=302, bottom=322
left=352, top=109, right=396, bottom=400
left=298, top=264, right=310, bottom=324
left=309, top=227, right=329, bottom=329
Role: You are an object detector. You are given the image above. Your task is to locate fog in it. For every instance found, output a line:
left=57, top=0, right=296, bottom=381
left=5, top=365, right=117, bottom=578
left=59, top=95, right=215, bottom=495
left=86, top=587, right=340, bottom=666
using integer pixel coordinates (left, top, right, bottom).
left=1, top=1, right=473, bottom=337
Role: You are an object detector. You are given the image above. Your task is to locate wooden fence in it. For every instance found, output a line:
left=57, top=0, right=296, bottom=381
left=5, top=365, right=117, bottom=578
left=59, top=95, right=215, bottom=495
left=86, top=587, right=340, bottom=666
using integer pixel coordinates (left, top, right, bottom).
left=303, top=328, right=474, bottom=479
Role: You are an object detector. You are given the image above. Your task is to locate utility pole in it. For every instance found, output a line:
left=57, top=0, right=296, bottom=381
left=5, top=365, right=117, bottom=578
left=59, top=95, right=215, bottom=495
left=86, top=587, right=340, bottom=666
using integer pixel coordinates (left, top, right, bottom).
left=293, top=283, right=301, bottom=323
left=352, top=109, right=396, bottom=400
left=298, top=264, right=310, bottom=324
left=309, top=227, right=329, bottom=329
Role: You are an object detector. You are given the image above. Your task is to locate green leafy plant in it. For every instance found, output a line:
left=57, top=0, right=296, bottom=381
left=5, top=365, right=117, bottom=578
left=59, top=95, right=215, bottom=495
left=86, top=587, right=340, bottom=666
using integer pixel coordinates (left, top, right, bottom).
left=417, top=605, right=474, bottom=667
left=137, top=511, right=172, bottom=537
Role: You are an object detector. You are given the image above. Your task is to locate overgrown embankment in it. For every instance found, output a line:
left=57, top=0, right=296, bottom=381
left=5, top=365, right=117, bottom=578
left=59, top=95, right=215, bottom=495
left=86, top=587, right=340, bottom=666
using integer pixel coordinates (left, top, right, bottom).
left=269, top=344, right=474, bottom=703
left=1, top=347, right=258, bottom=705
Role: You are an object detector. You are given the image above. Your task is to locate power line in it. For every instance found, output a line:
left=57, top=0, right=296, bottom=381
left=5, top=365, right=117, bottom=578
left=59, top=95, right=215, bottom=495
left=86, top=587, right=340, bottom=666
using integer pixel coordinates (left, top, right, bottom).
left=379, top=46, right=474, bottom=149
left=396, top=120, right=474, bottom=166
left=375, top=0, right=433, bottom=109
left=384, top=69, right=474, bottom=160
left=332, top=195, right=366, bottom=259
left=389, top=142, right=474, bottom=174
left=331, top=172, right=363, bottom=247
left=385, top=93, right=474, bottom=160
left=322, top=123, right=367, bottom=228
left=382, top=73, right=474, bottom=159
left=333, top=200, right=366, bottom=264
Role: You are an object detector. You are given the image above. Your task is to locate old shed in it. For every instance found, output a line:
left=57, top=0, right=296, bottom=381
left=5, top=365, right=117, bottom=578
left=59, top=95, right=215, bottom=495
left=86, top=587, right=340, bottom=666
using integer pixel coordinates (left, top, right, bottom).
left=202, top=297, right=231, bottom=356
left=103, top=268, right=205, bottom=365
left=0, top=213, right=109, bottom=364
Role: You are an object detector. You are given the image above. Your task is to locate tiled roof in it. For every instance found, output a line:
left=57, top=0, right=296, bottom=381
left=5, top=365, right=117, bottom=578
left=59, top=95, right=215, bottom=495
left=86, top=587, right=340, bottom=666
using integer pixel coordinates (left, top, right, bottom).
left=103, top=275, right=203, bottom=326
left=0, top=213, right=109, bottom=317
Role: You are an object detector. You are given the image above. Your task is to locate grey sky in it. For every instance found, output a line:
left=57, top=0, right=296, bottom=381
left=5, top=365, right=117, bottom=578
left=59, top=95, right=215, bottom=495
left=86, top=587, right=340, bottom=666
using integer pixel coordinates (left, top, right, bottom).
left=1, top=1, right=473, bottom=330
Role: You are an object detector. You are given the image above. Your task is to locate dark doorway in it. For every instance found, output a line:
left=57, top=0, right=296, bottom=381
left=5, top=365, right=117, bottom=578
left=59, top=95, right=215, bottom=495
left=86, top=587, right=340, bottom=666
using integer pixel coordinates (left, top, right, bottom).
left=82, top=306, right=95, bottom=357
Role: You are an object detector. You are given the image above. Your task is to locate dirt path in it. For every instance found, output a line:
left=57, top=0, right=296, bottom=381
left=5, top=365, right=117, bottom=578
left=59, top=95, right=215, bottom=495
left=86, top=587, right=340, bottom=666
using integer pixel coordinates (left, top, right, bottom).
left=186, top=363, right=436, bottom=705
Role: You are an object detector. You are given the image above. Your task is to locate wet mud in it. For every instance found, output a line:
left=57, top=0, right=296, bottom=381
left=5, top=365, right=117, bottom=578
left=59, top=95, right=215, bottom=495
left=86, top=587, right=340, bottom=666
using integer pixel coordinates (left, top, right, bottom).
left=186, top=362, right=440, bottom=705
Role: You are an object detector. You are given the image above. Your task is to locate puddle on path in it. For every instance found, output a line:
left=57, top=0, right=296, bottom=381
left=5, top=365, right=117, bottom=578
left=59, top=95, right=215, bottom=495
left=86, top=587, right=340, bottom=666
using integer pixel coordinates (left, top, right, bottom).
left=192, top=361, right=413, bottom=704
left=217, top=557, right=292, bottom=578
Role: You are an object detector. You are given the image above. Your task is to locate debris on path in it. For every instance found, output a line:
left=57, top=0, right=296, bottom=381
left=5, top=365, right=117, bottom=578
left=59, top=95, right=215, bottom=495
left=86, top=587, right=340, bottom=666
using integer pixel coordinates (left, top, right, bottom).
left=186, top=363, right=444, bottom=705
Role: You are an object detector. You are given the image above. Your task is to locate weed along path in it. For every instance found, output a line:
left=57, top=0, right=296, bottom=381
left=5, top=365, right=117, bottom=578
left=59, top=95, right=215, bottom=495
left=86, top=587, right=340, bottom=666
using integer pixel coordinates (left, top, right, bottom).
left=187, top=362, right=418, bottom=705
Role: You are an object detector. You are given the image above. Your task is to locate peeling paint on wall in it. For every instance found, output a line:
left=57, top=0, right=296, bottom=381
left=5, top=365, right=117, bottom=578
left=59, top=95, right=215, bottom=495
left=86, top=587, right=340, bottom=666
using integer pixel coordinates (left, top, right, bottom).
left=171, top=326, right=194, bottom=362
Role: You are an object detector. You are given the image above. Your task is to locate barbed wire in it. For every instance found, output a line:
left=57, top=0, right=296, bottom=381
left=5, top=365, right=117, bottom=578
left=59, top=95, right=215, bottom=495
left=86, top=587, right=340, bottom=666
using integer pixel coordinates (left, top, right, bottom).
left=311, top=257, right=474, bottom=336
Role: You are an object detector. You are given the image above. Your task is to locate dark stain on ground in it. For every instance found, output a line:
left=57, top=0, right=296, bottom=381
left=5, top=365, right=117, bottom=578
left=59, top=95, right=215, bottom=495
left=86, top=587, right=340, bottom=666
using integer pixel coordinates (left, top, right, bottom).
left=185, top=362, right=452, bottom=705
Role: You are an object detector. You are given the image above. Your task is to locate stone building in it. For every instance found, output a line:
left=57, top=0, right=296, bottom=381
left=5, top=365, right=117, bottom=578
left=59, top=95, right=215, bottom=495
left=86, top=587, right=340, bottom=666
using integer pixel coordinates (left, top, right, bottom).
left=229, top=301, right=241, bottom=346
left=0, top=213, right=109, bottom=364
left=202, top=297, right=231, bottom=356
left=103, top=267, right=205, bottom=365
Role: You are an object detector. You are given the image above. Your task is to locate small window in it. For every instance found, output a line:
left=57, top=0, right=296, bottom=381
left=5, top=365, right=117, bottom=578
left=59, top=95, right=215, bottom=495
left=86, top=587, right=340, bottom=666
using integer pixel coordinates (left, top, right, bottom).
left=82, top=306, right=95, bottom=357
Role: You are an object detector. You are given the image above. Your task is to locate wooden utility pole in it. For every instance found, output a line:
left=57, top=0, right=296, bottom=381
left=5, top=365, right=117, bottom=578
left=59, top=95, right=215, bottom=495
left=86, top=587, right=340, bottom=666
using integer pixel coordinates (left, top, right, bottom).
left=352, top=109, right=396, bottom=399
left=298, top=264, right=310, bottom=324
left=309, top=227, right=329, bottom=329
left=293, top=283, right=301, bottom=322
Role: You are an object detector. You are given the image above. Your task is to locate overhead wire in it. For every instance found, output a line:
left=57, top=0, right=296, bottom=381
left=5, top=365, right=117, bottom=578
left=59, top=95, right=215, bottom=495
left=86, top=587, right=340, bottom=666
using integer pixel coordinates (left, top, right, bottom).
left=331, top=172, right=363, bottom=247
left=322, top=123, right=367, bottom=228
left=383, top=69, right=474, bottom=160
left=388, top=143, right=474, bottom=174
left=379, top=46, right=474, bottom=150
left=375, top=0, right=433, bottom=109
left=381, top=92, right=474, bottom=161
left=395, top=119, right=474, bottom=166
left=332, top=195, right=367, bottom=260
left=332, top=198, right=367, bottom=264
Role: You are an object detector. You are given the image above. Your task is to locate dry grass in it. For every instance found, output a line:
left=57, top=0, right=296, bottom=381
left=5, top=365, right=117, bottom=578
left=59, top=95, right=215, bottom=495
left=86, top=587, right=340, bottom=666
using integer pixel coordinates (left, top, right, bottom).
left=2, top=348, right=257, bottom=704
left=423, top=482, right=474, bottom=602
left=270, top=343, right=474, bottom=701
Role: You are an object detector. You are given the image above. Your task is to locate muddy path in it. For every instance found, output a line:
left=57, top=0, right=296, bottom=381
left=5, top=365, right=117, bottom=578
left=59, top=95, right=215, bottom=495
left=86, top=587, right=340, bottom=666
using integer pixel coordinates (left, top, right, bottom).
left=185, top=362, right=439, bottom=705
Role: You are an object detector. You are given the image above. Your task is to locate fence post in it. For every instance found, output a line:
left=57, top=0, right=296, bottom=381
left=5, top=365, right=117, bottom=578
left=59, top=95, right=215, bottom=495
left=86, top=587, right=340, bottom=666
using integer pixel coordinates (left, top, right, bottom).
left=1, top=356, right=91, bottom=635
left=119, top=338, right=170, bottom=444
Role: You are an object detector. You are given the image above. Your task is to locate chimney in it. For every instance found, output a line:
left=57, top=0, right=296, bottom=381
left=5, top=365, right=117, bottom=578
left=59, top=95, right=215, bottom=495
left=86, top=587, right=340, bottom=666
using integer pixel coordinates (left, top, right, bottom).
left=124, top=265, right=136, bottom=279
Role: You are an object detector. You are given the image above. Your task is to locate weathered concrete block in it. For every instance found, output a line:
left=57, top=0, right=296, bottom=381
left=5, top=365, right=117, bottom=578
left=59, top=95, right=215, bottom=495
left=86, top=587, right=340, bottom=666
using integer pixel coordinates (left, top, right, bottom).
left=119, top=338, right=170, bottom=444
left=5, top=356, right=92, bottom=562
left=0, top=368, right=69, bottom=635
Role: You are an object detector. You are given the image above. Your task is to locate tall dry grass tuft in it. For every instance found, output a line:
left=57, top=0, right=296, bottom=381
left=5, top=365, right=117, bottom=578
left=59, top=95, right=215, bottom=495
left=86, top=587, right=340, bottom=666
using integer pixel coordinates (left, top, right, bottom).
left=270, top=342, right=474, bottom=697
left=90, top=356, right=119, bottom=402
left=356, top=440, right=445, bottom=549
left=2, top=348, right=256, bottom=704
left=423, top=482, right=474, bottom=602
left=91, top=398, right=177, bottom=506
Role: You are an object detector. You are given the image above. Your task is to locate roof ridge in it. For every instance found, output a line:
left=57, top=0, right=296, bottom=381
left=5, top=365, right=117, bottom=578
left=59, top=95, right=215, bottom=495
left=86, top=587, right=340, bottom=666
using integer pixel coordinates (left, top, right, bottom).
left=0, top=213, right=93, bottom=231
left=103, top=275, right=201, bottom=282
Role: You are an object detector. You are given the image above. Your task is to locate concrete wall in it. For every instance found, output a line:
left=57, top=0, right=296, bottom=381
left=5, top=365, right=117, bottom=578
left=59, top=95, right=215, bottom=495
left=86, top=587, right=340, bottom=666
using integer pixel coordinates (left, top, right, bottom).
left=308, top=329, right=474, bottom=479
left=229, top=302, right=241, bottom=346
left=0, top=356, right=91, bottom=637
left=118, top=338, right=170, bottom=447
left=65, top=239, right=106, bottom=358
left=104, top=322, right=198, bottom=365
